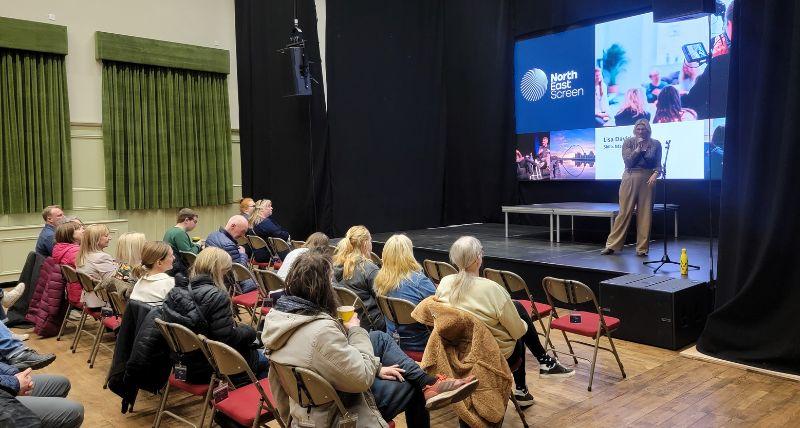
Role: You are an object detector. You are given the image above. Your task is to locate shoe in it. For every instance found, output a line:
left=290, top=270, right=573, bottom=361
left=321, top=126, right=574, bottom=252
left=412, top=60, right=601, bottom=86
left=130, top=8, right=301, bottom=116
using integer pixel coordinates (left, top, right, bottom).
left=636, top=252, right=648, bottom=257
left=423, top=374, right=479, bottom=410
left=600, top=248, right=614, bottom=255
left=12, top=333, right=29, bottom=341
left=513, top=386, right=534, bottom=408
left=1, top=282, right=25, bottom=308
left=7, top=348, right=56, bottom=371
left=539, top=360, right=575, bottom=378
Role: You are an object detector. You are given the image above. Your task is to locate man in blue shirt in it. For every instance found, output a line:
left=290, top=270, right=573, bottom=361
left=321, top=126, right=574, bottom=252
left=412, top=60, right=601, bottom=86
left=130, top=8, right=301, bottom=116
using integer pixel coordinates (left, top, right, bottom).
left=34, top=206, right=64, bottom=257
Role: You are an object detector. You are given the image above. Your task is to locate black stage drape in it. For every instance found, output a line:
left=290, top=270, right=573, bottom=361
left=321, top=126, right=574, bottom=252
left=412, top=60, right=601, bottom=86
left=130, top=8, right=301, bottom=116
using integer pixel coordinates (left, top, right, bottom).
left=696, top=1, right=800, bottom=375
left=235, top=0, right=331, bottom=238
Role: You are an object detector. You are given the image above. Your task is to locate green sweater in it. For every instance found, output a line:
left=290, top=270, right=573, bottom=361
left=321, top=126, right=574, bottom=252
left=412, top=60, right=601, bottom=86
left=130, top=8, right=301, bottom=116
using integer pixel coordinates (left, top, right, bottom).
left=163, top=226, right=201, bottom=255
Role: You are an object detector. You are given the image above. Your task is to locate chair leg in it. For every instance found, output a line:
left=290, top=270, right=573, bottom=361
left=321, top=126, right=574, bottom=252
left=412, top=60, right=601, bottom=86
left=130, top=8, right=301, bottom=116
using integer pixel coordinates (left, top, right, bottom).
left=198, top=375, right=215, bottom=428
left=71, top=312, right=88, bottom=352
left=535, top=315, right=557, bottom=355
left=153, top=381, right=171, bottom=428
left=103, top=364, right=112, bottom=389
left=88, top=319, right=105, bottom=366
left=587, top=330, right=602, bottom=392
left=606, top=332, right=626, bottom=379
left=509, top=393, right=530, bottom=428
left=56, top=307, right=72, bottom=341
left=561, top=330, right=578, bottom=364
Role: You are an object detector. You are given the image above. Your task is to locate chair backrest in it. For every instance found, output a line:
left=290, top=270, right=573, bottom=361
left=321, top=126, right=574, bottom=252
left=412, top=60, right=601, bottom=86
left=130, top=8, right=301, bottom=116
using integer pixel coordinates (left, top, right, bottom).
left=108, top=290, right=128, bottom=315
left=253, top=268, right=286, bottom=292
left=155, top=318, right=209, bottom=357
left=484, top=268, right=533, bottom=301
left=76, top=271, right=98, bottom=293
left=203, top=337, right=257, bottom=383
left=376, top=295, right=418, bottom=325
left=269, top=361, right=350, bottom=416
left=423, top=259, right=457, bottom=283
left=291, top=240, right=305, bottom=249
left=247, top=235, right=269, bottom=251
left=268, top=237, right=291, bottom=254
left=180, top=251, right=197, bottom=269
left=61, top=265, right=78, bottom=283
left=333, top=286, right=376, bottom=329
left=369, top=251, right=382, bottom=267
left=235, top=235, right=250, bottom=246
left=541, top=276, right=596, bottom=307
left=231, top=262, right=257, bottom=286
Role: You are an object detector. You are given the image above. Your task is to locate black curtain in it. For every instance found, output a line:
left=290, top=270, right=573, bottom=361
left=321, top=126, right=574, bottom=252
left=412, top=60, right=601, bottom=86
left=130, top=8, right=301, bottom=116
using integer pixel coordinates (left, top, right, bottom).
left=235, top=0, right=331, bottom=239
left=697, top=1, right=800, bottom=375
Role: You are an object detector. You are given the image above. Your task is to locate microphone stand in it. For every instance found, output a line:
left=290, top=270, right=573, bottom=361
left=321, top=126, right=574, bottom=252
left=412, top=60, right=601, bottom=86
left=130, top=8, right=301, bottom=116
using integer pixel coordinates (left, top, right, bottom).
left=644, top=140, right=699, bottom=273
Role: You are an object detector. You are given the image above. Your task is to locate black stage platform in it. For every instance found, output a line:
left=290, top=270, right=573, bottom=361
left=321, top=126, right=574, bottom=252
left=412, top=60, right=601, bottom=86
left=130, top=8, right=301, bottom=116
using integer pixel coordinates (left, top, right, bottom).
left=371, top=223, right=716, bottom=302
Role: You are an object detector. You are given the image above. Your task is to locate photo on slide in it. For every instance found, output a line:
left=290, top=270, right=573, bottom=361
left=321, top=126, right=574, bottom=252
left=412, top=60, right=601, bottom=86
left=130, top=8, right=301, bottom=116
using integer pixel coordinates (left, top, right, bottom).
left=515, top=132, right=552, bottom=181
left=549, top=128, right=596, bottom=180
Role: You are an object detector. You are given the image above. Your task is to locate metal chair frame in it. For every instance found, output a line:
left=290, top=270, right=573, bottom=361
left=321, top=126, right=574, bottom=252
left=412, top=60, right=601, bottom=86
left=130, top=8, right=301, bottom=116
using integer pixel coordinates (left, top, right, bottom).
left=71, top=272, right=103, bottom=353
left=333, top=286, right=378, bottom=331
left=180, top=251, right=198, bottom=269
left=247, top=235, right=276, bottom=268
left=87, top=284, right=122, bottom=368
left=269, top=361, right=352, bottom=426
left=541, top=277, right=626, bottom=391
left=267, top=237, right=291, bottom=256
left=230, top=263, right=266, bottom=326
left=369, top=251, right=382, bottom=267
left=422, top=259, right=457, bottom=284
left=57, top=265, right=82, bottom=342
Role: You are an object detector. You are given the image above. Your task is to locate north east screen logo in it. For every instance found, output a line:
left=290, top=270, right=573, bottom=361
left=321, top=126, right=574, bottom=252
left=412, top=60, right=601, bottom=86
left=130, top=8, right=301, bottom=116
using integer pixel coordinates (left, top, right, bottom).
left=521, top=68, right=584, bottom=102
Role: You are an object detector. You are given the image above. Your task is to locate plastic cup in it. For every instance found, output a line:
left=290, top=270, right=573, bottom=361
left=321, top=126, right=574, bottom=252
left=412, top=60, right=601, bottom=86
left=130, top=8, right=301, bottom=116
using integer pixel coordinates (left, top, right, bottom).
left=337, top=306, right=355, bottom=323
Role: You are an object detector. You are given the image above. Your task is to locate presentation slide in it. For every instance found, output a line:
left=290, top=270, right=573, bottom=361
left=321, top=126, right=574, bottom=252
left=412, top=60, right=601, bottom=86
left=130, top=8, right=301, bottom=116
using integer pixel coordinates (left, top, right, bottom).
left=514, top=4, right=732, bottom=181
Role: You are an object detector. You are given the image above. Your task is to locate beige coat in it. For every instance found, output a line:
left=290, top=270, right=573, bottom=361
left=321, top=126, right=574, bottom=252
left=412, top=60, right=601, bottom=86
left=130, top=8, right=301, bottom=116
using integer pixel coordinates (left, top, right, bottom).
left=261, top=308, right=387, bottom=427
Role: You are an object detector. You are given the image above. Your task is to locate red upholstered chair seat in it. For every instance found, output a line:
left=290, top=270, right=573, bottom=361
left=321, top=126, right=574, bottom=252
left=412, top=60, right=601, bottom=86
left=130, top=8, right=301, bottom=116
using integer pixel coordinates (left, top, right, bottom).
left=403, top=350, right=424, bottom=362
left=168, top=373, right=210, bottom=396
left=101, top=316, right=122, bottom=330
left=514, top=299, right=552, bottom=318
left=83, top=307, right=102, bottom=320
left=272, top=261, right=282, bottom=270
left=388, top=421, right=396, bottom=428
left=232, top=290, right=259, bottom=307
left=260, top=306, right=271, bottom=315
left=214, top=378, right=276, bottom=427
left=251, top=262, right=270, bottom=269
left=550, top=311, right=620, bottom=337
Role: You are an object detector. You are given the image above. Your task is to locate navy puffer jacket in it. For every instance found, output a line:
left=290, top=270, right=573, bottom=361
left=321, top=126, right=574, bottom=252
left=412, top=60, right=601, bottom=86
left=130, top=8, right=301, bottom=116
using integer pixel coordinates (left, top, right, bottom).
left=204, top=228, right=256, bottom=292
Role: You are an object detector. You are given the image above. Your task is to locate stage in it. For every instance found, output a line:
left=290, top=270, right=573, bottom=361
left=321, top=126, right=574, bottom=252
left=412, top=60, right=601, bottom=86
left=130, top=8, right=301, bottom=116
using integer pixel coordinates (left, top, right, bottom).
left=371, top=222, right=716, bottom=301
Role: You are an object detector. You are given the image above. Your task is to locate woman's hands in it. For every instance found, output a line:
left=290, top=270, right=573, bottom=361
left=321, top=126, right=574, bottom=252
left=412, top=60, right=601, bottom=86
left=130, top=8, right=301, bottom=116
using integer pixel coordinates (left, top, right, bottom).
left=647, top=173, right=658, bottom=186
left=343, top=314, right=361, bottom=330
left=378, top=364, right=406, bottom=382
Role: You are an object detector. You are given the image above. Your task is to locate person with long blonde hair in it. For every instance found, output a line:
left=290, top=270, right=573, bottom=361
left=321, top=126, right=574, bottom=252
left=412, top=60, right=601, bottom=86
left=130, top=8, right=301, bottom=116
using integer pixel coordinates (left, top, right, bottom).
left=76, top=224, right=116, bottom=308
left=435, top=236, right=573, bottom=408
left=129, top=241, right=175, bottom=305
left=113, top=232, right=146, bottom=285
left=250, top=199, right=290, bottom=262
left=162, top=247, right=266, bottom=384
left=374, top=234, right=435, bottom=351
left=333, top=225, right=385, bottom=331
left=614, top=88, right=651, bottom=126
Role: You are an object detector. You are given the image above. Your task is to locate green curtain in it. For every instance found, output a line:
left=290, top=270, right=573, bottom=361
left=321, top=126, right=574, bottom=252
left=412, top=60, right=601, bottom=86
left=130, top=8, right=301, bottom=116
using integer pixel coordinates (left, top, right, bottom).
left=0, top=48, right=71, bottom=214
left=102, top=61, right=232, bottom=210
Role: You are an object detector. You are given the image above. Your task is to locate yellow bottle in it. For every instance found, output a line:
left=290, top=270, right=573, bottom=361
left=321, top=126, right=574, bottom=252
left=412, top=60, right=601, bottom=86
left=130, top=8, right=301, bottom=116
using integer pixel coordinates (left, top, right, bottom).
left=680, top=248, right=688, bottom=276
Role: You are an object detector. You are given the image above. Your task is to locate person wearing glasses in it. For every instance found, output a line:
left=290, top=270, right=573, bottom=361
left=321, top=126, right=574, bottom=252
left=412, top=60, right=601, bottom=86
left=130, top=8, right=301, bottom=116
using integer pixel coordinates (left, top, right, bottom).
left=163, top=208, right=202, bottom=274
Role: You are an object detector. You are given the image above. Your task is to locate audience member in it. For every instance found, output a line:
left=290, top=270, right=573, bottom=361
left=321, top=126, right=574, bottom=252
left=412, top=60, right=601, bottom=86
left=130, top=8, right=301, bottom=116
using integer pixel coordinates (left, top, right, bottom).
left=0, top=322, right=54, bottom=370
left=645, top=69, right=667, bottom=103
left=333, top=225, right=385, bottom=331
left=76, top=224, right=116, bottom=308
left=53, top=222, right=84, bottom=306
left=239, top=198, right=256, bottom=220
left=262, top=251, right=477, bottom=428
left=130, top=242, right=175, bottom=306
left=275, top=232, right=330, bottom=280
left=34, top=206, right=64, bottom=257
left=250, top=199, right=290, bottom=261
left=614, top=88, right=651, bottom=126
left=162, top=247, right=266, bottom=384
left=113, top=232, right=146, bottom=288
left=374, top=234, right=435, bottom=352
left=205, top=216, right=257, bottom=292
left=594, top=68, right=610, bottom=125
left=0, top=361, right=83, bottom=428
left=435, top=236, right=573, bottom=408
left=654, top=86, right=695, bottom=123
left=163, top=208, right=202, bottom=274
left=1, top=283, right=26, bottom=324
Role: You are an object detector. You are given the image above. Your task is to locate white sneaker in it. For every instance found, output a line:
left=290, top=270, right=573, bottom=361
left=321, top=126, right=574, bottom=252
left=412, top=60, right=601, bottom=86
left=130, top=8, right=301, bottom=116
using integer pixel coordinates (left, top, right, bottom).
left=1, top=283, right=25, bottom=308
left=12, top=333, right=29, bottom=341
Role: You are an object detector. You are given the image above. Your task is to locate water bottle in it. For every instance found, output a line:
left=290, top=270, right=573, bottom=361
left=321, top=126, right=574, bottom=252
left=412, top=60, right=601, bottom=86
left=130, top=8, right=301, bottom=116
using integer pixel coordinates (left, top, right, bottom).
left=680, top=248, right=688, bottom=276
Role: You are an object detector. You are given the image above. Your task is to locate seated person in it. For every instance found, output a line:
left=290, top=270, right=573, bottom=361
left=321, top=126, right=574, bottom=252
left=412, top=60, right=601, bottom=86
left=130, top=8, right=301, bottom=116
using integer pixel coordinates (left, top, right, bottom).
left=239, top=197, right=256, bottom=221
left=1, top=283, right=26, bottom=325
left=204, top=216, right=256, bottom=293
left=374, top=234, right=436, bottom=352
left=262, top=251, right=477, bottom=428
left=333, top=226, right=385, bottom=331
left=76, top=224, right=117, bottom=308
left=52, top=220, right=84, bottom=306
left=0, top=362, right=83, bottom=428
left=34, top=205, right=65, bottom=257
left=275, top=232, right=330, bottom=280
left=129, top=241, right=176, bottom=306
left=0, top=322, right=54, bottom=370
left=436, top=236, right=573, bottom=408
left=162, top=248, right=266, bottom=384
left=163, top=208, right=202, bottom=274
left=614, top=88, right=651, bottom=126
left=250, top=199, right=290, bottom=262
left=114, top=232, right=146, bottom=287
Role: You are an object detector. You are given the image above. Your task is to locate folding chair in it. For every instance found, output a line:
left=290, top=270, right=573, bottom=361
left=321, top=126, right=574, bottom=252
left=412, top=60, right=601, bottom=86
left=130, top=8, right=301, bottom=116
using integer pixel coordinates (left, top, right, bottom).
left=71, top=272, right=103, bottom=353
left=231, top=263, right=265, bottom=326
left=541, top=277, right=626, bottom=391
left=153, top=319, right=216, bottom=428
left=369, top=251, right=382, bottom=267
left=253, top=268, right=286, bottom=318
left=333, top=286, right=378, bottom=331
left=102, top=290, right=127, bottom=389
left=203, top=338, right=284, bottom=428
left=247, top=235, right=274, bottom=269
left=290, top=240, right=305, bottom=249
left=375, top=295, right=427, bottom=361
left=267, top=237, right=291, bottom=256
left=422, top=260, right=457, bottom=284
left=87, top=285, right=122, bottom=368
left=180, top=251, right=197, bottom=270
left=484, top=268, right=575, bottom=362
left=57, top=265, right=82, bottom=342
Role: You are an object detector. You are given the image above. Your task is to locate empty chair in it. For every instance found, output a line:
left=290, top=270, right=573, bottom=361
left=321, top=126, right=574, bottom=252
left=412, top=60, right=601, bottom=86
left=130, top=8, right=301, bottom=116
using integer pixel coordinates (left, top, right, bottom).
left=87, top=284, right=122, bottom=368
left=290, top=240, right=305, bottom=249
left=541, top=277, right=626, bottom=391
left=253, top=268, right=286, bottom=318
left=179, top=251, right=197, bottom=269
left=422, top=259, right=457, bottom=284
left=230, top=263, right=265, bottom=326
left=153, top=319, right=216, bottom=428
left=268, top=237, right=291, bottom=256
left=246, top=234, right=273, bottom=268
left=203, top=338, right=284, bottom=427
left=375, top=295, right=427, bottom=361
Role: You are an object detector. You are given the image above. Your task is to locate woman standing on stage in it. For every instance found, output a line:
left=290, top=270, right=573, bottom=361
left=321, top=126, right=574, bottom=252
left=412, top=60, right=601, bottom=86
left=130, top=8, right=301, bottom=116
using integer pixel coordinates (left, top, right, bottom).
left=601, top=119, right=661, bottom=256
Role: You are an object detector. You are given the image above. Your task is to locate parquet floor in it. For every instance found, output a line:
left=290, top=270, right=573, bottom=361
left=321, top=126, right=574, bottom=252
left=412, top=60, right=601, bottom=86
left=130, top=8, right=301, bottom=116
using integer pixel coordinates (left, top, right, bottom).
left=10, top=319, right=800, bottom=427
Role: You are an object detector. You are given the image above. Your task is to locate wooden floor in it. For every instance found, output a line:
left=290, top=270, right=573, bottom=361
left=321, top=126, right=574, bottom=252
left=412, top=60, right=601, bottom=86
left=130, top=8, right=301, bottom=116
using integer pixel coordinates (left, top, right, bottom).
left=10, top=319, right=800, bottom=427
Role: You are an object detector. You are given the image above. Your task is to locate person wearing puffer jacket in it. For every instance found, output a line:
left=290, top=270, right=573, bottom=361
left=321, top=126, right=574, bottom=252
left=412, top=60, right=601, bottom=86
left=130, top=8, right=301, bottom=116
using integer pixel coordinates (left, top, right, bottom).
left=204, top=215, right=257, bottom=293
left=53, top=221, right=83, bottom=304
left=162, top=247, right=266, bottom=385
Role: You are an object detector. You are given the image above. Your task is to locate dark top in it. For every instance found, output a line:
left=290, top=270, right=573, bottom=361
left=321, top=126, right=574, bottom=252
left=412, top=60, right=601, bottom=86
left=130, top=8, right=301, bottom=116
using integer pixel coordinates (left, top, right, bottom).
left=622, top=137, right=662, bottom=171
left=35, top=224, right=55, bottom=257
left=614, top=109, right=651, bottom=126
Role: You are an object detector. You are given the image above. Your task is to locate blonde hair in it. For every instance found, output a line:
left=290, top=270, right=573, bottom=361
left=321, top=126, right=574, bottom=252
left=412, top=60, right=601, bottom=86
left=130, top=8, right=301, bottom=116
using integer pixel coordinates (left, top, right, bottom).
left=447, top=236, right=483, bottom=304
left=133, top=241, right=172, bottom=279
left=248, top=199, right=272, bottom=228
left=191, top=247, right=233, bottom=289
left=332, top=225, right=371, bottom=280
left=619, top=88, right=646, bottom=116
left=76, top=224, right=111, bottom=267
left=116, top=232, right=146, bottom=266
left=374, top=234, right=421, bottom=296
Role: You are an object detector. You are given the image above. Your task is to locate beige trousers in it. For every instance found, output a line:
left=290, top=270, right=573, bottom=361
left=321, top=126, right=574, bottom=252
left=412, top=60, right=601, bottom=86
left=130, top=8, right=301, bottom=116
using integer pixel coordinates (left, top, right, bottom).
left=605, top=169, right=655, bottom=253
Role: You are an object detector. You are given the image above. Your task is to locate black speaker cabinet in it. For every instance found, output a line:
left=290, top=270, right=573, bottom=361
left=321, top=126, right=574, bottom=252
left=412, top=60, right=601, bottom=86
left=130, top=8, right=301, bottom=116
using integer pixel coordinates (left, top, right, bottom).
left=599, top=274, right=711, bottom=350
left=653, top=0, right=715, bottom=22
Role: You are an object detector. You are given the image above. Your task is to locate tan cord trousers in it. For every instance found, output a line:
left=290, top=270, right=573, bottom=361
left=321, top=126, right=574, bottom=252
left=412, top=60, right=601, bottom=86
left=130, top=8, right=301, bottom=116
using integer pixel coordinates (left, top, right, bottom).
left=605, top=169, right=656, bottom=253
